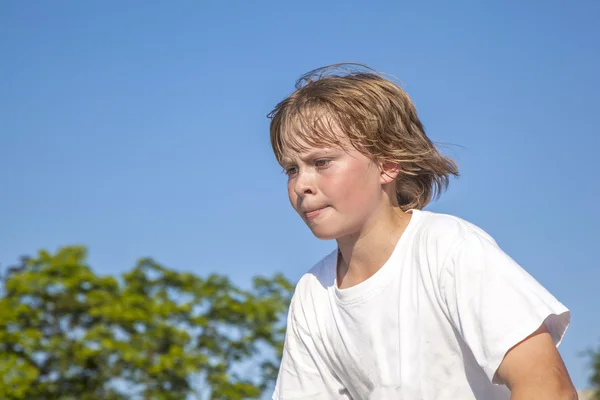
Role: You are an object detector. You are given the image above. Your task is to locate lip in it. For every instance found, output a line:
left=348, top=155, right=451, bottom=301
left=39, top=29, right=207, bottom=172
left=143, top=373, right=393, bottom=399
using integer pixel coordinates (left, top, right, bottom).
left=304, top=206, right=329, bottom=220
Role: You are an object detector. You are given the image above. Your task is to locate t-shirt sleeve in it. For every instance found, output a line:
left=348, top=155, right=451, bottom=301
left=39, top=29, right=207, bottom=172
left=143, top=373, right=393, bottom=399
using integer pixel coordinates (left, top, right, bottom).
left=272, top=295, right=347, bottom=400
left=439, top=229, right=570, bottom=383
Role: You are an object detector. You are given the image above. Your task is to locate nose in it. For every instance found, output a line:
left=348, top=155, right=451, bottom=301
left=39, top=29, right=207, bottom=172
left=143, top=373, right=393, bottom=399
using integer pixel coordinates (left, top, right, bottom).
left=293, top=170, right=316, bottom=198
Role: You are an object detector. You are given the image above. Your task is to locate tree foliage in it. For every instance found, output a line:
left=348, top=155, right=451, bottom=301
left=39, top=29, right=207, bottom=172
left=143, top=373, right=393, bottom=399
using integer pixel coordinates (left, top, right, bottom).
left=0, top=246, right=293, bottom=400
left=590, top=345, right=600, bottom=400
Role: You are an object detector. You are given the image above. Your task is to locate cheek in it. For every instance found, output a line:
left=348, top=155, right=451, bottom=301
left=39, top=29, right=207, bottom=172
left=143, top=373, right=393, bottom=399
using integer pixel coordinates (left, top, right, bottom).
left=328, top=167, right=380, bottom=209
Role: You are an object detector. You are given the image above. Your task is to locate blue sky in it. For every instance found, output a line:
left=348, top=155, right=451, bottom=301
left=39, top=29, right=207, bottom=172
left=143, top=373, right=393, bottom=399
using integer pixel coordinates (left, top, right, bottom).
left=1, top=0, right=599, bottom=391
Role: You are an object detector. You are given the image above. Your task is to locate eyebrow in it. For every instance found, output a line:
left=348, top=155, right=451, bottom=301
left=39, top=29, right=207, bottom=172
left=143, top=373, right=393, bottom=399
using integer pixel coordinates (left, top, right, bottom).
left=280, top=149, right=336, bottom=166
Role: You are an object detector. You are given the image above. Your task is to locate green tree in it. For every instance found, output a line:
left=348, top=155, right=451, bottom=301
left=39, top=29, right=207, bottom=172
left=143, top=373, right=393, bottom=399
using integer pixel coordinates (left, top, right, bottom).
left=0, top=246, right=293, bottom=400
left=590, top=345, right=600, bottom=400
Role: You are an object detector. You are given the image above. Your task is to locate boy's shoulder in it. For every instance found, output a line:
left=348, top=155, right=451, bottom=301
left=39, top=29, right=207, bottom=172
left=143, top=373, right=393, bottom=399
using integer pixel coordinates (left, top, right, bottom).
left=287, top=250, right=337, bottom=325
left=409, top=209, right=499, bottom=267
left=413, top=209, right=496, bottom=244
left=295, top=248, right=338, bottom=295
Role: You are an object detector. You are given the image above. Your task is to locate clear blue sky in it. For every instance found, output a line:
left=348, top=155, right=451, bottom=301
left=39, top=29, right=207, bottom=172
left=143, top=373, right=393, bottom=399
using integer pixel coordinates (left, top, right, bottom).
left=1, top=0, right=599, bottom=391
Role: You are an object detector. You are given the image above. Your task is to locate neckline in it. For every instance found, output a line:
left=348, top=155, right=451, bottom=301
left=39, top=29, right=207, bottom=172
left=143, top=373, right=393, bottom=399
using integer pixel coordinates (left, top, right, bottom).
left=331, top=209, right=422, bottom=305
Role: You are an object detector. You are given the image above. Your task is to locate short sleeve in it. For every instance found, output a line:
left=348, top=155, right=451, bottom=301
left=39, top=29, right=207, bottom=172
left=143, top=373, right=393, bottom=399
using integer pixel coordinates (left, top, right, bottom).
left=439, top=230, right=570, bottom=383
left=272, top=295, right=347, bottom=400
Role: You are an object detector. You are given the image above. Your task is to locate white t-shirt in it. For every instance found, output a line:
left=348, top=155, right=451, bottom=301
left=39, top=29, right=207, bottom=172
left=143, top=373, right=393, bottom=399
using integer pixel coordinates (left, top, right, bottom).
left=272, top=210, right=570, bottom=400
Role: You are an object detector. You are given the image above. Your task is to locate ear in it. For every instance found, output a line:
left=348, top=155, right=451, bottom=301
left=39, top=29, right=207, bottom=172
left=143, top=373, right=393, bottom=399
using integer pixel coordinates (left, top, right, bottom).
left=380, top=161, right=401, bottom=185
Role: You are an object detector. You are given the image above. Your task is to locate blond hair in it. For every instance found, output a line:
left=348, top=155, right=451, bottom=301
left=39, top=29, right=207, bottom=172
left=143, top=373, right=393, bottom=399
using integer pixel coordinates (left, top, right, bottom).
left=267, top=63, right=459, bottom=211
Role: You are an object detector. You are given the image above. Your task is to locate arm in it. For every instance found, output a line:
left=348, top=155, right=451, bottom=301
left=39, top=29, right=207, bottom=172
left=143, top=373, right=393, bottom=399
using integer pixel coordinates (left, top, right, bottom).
left=439, top=229, right=574, bottom=398
left=273, top=294, right=347, bottom=400
left=495, top=323, right=578, bottom=400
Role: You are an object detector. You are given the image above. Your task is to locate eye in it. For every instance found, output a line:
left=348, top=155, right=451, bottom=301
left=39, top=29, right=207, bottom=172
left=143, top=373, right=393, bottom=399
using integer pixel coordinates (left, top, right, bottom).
left=283, top=166, right=298, bottom=176
left=315, top=159, right=331, bottom=168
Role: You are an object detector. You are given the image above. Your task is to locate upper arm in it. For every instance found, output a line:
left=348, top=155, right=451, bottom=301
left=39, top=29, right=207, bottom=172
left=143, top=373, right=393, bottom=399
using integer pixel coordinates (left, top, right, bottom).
left=440, top=230, right=572, bottom=385
left=273, top=295, right=347, bottom=400
left=495, top=323, right=577, bottom=398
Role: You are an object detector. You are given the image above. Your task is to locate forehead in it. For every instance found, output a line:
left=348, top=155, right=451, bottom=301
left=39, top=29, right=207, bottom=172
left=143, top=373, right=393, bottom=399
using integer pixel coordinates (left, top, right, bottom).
left=277, top=111, right=349, bottom=157
left=278, top=128, right=348, bottom=161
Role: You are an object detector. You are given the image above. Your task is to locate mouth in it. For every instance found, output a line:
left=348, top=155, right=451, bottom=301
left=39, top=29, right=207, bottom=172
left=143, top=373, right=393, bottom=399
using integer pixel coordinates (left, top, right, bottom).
left=304, top=206, right=329, bottom=220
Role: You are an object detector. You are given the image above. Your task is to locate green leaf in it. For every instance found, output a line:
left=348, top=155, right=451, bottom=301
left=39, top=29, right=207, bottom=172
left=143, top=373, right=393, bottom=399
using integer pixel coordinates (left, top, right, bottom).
left=0, top=245, right=293, bottom=399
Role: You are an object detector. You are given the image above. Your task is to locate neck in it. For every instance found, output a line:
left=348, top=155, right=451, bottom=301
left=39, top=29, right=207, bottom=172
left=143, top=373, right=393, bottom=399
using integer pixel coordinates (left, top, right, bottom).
left=336, top=206, right=412, bottom=289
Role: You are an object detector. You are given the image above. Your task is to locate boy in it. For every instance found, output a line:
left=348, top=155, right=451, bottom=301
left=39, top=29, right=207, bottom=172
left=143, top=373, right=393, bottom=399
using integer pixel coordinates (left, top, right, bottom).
left=267, top=63, right=577, bottom=400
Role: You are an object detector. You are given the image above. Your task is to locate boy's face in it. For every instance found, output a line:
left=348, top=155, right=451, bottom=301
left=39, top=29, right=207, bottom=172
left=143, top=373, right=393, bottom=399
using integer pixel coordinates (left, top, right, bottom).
left=279, top=132, right=387, bottom=240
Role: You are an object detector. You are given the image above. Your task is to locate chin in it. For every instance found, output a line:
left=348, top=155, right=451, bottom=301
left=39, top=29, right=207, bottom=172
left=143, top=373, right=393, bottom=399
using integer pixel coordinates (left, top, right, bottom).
left=307, top=225, right=345, bottom=241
